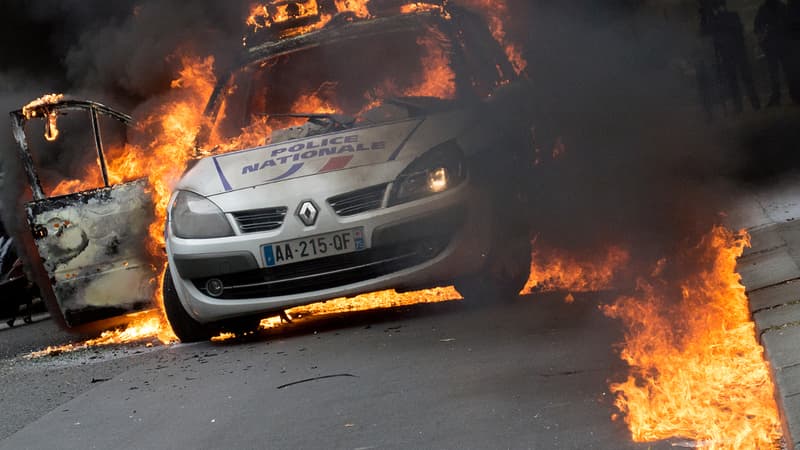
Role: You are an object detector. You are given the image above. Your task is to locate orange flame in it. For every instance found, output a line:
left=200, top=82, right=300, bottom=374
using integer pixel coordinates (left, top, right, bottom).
left=403, top=32, right=456, bottom=98
left=335, top=0, right=371, bottom=18
left=244, top=0, right=526, bottom=78
left=211, top=115, right=274, bottom=154
left=291, top=89, right=340, bottom=114
left=400, top=3, right=445, bottom=14
left=50, top=178, right=95, bottom=197
left=43, top=111, right=60, bottom=141
left=22, top=93, right=65, bottom=143
left=458, top=0, right=527, bottom=75
left=21, top=93, right=64, bottom=118
left=268, top=286, right=461, bottom=325
left=26, top=309, right=172, bottom=358
left=246, top=3, right=270, bottom=32
left=521, top=243, right=629, bottom=296
left=245, top=0, right=373, bottom=39
left=274, top=0, right=321, bottom=22
left=603, top=227, right=781, bottom=448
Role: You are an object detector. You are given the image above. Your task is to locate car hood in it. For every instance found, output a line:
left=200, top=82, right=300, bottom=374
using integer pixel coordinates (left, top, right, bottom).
left=177, top=109, right=473, bottom=197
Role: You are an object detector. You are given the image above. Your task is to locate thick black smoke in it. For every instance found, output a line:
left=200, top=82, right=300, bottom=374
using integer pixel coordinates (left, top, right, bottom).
left=0, top=0, right=249, bottom=236
left=506, top=1, right=799, bottom=268
left=0, top=0, right=247, bottom=103
left=1, top=0, right=795, bottom=273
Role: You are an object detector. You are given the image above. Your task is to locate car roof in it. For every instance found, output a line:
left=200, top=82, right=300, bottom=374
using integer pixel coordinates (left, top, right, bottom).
left=245, top=11, right=445, bottom=65
left=201, top=11, right=457, bottom=119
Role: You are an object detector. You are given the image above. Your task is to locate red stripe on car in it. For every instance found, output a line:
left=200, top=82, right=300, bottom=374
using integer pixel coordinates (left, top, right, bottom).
left=318, top=155, right=354, bottom=173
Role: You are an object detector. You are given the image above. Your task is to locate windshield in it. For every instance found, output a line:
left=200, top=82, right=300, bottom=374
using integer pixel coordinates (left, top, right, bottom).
left=209, top=24, right=464, bottom=144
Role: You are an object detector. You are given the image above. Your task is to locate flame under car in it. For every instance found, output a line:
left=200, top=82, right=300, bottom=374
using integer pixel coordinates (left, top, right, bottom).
left=164, top=5, right=534, bottom=341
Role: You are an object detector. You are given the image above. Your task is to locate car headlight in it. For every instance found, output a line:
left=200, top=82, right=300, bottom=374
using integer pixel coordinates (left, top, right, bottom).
left=170, top=191, right=235, bottom=239
left=388, top=141, right=466, bottom=206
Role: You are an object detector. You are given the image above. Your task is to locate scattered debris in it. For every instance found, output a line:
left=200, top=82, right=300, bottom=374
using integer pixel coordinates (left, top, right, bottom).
left=276, top=373, right=357, bottom=389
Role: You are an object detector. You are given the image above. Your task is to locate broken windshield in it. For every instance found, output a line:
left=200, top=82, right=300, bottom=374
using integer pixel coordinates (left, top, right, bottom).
left=209, top=23, right=464, bottom=143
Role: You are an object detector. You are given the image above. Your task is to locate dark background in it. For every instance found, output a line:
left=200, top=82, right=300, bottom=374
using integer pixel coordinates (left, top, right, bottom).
left=0, top=0, right=798, bottom=265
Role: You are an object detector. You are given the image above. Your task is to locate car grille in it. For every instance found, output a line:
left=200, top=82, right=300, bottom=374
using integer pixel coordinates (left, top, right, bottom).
left=191, top=237, right=451, bottom=300
left=327, top=184, right=387, bottom=217
left=232, top=207, right=288, bottom=233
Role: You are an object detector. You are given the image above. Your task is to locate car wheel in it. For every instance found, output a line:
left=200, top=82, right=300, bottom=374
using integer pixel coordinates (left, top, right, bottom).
left=455, top=230, right=531, bottom=302
left=162, top=266, right=216, bottom=343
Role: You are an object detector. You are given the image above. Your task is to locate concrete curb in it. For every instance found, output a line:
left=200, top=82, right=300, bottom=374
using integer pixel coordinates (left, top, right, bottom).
left=0, top=312, right=51, bottom=332
left=740, top=222, right=800, bottom=450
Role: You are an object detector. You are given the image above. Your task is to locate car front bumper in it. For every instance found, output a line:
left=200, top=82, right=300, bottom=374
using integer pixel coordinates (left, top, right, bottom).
left=166, top=180, right=492, bottom=324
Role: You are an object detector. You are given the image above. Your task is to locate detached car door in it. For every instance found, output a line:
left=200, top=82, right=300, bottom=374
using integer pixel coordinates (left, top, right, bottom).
left=10, top=98, right=158, bottom=330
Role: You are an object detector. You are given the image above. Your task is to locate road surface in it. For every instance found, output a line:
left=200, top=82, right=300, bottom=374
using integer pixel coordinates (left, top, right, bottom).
left=0, top=291, right=674, bottom=449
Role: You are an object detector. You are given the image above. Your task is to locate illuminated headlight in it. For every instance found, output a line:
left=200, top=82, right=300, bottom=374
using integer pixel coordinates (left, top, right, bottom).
left=389, top=141, right=466, bottom=206
left=170, top=191, right=234, bottom=239
left=427, top=167, right=448, bottom=193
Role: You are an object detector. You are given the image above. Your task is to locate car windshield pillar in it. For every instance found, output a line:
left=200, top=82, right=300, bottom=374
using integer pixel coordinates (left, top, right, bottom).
left=9, top=99, right=132, bottom=200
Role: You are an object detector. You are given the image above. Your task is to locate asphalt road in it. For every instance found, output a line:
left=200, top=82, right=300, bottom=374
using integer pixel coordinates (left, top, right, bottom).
left=0, top=292, right=674, bottom=449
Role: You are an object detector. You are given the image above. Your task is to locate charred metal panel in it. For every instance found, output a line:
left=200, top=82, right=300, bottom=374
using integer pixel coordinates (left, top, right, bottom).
left=25, top=178, right=157, bottom=327
left=8, top=97, right=156, bottom=330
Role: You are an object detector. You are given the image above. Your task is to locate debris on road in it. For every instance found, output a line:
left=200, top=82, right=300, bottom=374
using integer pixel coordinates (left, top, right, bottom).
left=276, top=373, right=357, bottom=389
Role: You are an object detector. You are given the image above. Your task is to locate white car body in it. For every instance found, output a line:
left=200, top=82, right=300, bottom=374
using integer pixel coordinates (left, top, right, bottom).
left=162, top=7, right=533, bottom=339
left=166, top=109, right=493, bottom=323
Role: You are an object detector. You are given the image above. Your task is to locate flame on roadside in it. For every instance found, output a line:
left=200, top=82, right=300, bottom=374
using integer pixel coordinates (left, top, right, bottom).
left=278, top=286, right=461, bottom=320
left=26, top=310, right=171, bottom=358
left=603, top=227, right=781, bottom=449
left=200, top=243, right=636, bottom=340
left=207, top=287, right=460, bottom=342
left=521, top=243, right=629, bottom=296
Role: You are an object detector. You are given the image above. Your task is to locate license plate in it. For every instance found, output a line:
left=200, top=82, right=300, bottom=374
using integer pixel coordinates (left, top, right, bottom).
left=263, top=228, right=365, bottom=267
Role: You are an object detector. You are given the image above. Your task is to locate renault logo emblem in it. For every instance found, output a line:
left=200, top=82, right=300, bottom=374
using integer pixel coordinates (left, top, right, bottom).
left=296, top=200, right=319, bottom=226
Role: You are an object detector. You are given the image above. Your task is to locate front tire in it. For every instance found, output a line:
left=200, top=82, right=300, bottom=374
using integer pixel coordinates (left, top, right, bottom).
left=163, top=266, right=216, bottom=342
left=455, top=230, right=531, bottom=302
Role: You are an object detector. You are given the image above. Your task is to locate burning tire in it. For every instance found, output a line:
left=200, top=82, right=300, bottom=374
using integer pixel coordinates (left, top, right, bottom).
left=455, top=229, right=531, bottom=302
left=163, top=266, right=216, bottom=342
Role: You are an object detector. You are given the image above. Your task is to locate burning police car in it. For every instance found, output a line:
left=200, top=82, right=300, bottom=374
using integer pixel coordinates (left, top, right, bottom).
left=163, top=2, right=534, bottom=341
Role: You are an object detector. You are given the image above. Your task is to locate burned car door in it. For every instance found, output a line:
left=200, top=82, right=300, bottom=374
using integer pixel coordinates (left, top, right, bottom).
left=9, top=98, right=157, bottom=330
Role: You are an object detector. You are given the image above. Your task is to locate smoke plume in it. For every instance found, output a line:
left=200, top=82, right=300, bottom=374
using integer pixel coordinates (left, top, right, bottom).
left=1, top=0, right=794, bottom=271
left=0, top=0, right=248, bottom=235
